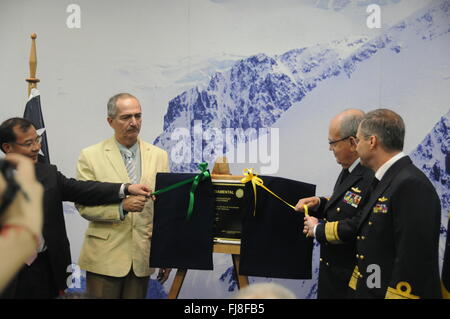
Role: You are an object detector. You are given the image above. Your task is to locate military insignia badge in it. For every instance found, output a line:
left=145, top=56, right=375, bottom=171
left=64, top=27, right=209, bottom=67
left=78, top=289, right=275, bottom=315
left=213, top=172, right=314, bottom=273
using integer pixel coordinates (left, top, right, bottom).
left=351, top=187, right=361, bottom=193
left=373, top=203, right=388, bottom=214
left=343, top=191, right=362, bottom=208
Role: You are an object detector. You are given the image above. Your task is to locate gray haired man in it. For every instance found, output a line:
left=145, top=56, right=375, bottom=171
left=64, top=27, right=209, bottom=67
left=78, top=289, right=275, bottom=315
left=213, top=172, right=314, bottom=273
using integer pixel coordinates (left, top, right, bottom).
left=295, top=109, right=374, bottom=299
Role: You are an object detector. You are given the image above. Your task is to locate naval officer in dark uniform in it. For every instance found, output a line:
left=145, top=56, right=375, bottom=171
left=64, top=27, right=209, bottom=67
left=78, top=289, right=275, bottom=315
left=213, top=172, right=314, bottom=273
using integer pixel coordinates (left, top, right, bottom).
left=350, top=108, right=441, bottom=299
left=295, top=109, right=373, bottom=299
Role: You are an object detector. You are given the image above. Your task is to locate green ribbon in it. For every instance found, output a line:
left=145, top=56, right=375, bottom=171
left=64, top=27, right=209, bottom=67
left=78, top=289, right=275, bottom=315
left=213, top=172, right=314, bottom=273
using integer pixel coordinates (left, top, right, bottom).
left=187, top=162, right=210, bottom=219
left=151, top=162, right=210, bottom=220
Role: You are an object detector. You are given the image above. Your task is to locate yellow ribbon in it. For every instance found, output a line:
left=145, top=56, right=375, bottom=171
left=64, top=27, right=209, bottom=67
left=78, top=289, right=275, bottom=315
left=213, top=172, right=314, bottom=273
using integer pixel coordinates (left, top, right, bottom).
left=304, top=204, right=309, bottom=217
left=240, top=168, right=309, bottom=217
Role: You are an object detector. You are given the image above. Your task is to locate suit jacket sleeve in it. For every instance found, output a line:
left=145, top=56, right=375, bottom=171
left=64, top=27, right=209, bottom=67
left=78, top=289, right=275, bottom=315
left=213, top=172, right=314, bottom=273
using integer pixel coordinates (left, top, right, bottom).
left=57, top=168, right=121, bottom=205
left=163, top=151, right=170, bottom=173
left=315, top=168, right=373, bottom=245
left=315, top=211, right=361, bottom=244
left=75, top=149, right=122, bottom=222
left=148, top=150, right=169, bottom=239
left=386, top=178, right=441, bottom=298
left=311, top=196, right=328, bottom=219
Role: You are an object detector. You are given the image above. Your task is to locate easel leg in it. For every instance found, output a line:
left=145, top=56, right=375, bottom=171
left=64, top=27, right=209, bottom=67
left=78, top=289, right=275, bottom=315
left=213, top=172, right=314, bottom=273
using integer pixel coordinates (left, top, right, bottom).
left=167, top=269, right=187, bottom=299
left=232, top=254, right=249, bottom=290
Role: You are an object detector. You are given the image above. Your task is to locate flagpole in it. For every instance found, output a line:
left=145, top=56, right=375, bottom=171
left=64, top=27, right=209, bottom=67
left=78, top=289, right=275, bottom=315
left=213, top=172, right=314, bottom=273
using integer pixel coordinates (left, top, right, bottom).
left=26, top=33, right=40, bottom=97
left=23, top=32, right=50, bottom=163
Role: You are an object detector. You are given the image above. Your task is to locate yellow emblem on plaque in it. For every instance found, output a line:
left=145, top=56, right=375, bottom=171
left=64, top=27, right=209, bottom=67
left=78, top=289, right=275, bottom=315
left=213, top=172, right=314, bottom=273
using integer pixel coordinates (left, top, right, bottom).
left=235, top=188, right=244, bottom=198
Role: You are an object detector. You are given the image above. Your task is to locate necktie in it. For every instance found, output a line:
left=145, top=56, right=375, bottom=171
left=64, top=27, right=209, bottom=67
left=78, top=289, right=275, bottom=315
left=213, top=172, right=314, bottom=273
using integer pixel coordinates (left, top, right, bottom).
left=340, top=169, right=350, bottom=185
left=370, top=177, right=379, bottom=193
left=333, top=168, right=350, bottom=193
left=124, top=149, right=139, bottom=184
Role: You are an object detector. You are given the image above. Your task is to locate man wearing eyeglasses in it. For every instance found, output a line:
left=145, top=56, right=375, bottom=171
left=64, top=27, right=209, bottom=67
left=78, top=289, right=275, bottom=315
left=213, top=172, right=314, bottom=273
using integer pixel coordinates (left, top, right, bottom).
left=0, top=117, right=151, bottom=299
left=294, top=109, right=374, bottom=299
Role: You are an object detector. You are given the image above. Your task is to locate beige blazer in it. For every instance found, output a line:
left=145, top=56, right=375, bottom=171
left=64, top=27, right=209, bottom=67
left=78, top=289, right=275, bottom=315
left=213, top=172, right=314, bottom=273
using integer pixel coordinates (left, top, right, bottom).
left=76, top=137, right=169, bottom=277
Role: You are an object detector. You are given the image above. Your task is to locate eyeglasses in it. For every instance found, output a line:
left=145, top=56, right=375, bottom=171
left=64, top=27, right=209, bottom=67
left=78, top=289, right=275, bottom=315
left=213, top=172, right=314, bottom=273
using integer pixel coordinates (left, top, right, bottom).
left=13, top=135, right=42, bottom=148
left=328, top=136, right=352, bottom=146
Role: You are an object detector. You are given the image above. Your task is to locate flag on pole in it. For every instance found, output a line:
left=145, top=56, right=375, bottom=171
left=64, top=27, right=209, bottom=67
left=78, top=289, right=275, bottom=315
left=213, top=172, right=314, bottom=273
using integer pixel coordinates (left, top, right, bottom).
left=24, top=88, right=50, bottom=164
left=443, top=212, right=450, bottom=299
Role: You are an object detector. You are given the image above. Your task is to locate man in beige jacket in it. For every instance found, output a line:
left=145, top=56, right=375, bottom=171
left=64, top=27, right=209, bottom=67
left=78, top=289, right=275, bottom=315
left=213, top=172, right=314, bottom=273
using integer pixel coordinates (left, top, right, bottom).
left=76, top=93, right=171, bottom=298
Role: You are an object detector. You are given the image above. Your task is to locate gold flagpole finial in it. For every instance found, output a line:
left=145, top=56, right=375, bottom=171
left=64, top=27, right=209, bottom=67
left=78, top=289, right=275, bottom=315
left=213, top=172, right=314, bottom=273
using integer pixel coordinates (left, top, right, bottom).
left=26, top=33, right=40, bottom=97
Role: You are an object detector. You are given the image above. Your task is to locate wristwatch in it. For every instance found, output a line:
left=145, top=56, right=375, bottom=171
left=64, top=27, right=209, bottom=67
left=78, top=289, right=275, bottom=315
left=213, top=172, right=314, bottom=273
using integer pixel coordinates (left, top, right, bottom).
left=124, top=183, right=132, bottom=196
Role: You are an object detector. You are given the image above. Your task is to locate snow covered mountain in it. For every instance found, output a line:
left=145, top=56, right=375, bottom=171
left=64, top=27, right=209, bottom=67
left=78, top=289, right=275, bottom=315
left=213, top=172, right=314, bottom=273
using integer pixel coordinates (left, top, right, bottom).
left=410, top=108, right=449, bottom=277
left=147, top=0, right=450, bottom=299
left=158, top=53, right=245, bottom=88
left=154, top=0, right=450, bottom=173
left=410, top=109, right=450, bottom=229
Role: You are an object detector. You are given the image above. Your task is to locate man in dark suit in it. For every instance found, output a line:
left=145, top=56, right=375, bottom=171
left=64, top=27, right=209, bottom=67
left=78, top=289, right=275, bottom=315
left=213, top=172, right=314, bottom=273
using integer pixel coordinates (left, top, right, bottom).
left=295, top=109, right=374, bottom=299
left=350, top=108, right=441, bottom=299
left=0, top=117, right=151, bottom=298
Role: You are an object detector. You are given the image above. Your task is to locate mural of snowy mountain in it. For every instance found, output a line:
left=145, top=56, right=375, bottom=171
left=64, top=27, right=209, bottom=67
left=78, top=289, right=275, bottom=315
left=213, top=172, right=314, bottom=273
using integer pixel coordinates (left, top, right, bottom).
left=311, top=0, right=404, bottom=11
left=4, top=0, right=448, bottom=300
left=411, top=110, right=449, bottom=215
left=154, top=0, right=450, bottom=173
left=158, top=53, right=245, bottom=88
left=410, top=109, right=450, bottom=262
left=150, top=0, right=450, bottom=300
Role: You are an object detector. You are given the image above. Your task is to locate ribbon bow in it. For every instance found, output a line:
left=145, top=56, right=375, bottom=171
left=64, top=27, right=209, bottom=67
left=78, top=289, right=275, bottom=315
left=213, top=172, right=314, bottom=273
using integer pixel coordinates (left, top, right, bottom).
left=152, top=162, right=210, bottom=220
left=240, top=169, right=264, bottom=216
left=187, top=162, right=210, bottom=219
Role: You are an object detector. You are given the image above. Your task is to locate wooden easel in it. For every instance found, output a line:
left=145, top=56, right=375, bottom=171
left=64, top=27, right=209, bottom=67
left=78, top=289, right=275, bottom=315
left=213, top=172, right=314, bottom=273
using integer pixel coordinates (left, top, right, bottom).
left=167, top=158, right=249, bottom=299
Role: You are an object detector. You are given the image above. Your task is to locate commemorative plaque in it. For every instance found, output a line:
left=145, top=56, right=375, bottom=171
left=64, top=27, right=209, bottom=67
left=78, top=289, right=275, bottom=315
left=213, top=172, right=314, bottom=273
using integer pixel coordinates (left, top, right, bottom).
left=212, top=179, right=247, bottom=244
left=151, top=171, right=316, bottom=280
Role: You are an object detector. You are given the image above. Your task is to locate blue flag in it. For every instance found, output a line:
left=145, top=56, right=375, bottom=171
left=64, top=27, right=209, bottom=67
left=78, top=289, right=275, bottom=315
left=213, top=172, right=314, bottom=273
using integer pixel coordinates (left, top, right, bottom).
left=24, top=88, right=50, bottom=164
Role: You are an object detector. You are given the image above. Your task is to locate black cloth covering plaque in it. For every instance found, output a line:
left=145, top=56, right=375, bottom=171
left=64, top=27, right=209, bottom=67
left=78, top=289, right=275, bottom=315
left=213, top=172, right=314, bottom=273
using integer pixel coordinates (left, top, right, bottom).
left=150, top=172, right=215, bottom=270
left=239, top=176, right=316, bottom=279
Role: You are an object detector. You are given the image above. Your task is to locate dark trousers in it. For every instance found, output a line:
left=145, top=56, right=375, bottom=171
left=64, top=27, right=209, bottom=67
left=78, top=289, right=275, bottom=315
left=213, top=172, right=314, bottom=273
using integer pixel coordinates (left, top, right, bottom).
left=1, top=276, right=19, bottom=299
left=317, top=265, right=354, bottom=299
left=86, top=269, right=149, bottom=299
left=13, top=250, right=59, bottom=299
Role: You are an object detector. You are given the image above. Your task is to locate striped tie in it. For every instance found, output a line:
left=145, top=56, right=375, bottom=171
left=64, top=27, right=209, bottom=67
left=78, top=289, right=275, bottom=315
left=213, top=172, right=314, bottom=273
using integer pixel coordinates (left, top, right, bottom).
left=124, top=149, right=139, bottom=184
